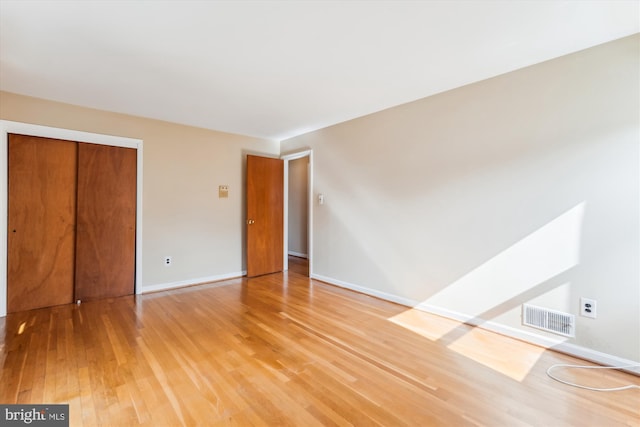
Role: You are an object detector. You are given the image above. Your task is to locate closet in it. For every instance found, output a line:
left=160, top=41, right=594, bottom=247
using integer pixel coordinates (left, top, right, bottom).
left=7, top=134, right=137, bottom=313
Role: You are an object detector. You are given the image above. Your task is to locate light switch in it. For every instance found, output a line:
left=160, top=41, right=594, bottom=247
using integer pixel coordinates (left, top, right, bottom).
left=219, top=185, right=229, bottom=198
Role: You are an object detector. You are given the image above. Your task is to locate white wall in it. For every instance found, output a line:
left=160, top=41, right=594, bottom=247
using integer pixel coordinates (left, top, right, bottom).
left=281, top=35, right=640, bottom=362
left=0, top=91, right=280, bottom=294
left=288, top=156, right=309, bottom=256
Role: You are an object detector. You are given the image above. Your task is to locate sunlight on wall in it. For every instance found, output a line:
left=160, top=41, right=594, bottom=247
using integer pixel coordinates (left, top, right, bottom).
left=423, top=202, right=584, bottom=317
left=528, top=281, right=573, bottom=312
left=389, top=203, right=585, bottom=381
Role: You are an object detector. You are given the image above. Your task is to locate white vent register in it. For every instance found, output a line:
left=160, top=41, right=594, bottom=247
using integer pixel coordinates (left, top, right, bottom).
left=522, top=304, right=575, bottom=337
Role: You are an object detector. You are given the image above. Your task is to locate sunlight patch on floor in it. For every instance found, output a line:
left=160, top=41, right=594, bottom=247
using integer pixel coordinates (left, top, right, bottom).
left=389, top=204, right=585, bottom=381
left=388, top=308, right=461, bottom=341
left=445, top=327, right=547, bottom=382
left=389, top=308, right=548, bottom=382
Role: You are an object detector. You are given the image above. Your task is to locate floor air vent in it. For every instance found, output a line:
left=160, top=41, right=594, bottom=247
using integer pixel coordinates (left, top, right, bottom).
left=522, top=304, right=575, bottom=337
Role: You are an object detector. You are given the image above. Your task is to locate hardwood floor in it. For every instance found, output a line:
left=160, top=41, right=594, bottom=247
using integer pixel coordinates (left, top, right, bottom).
left=287, top=255, right=309, bottom=276
left=1, top=270, right=638, bottom=426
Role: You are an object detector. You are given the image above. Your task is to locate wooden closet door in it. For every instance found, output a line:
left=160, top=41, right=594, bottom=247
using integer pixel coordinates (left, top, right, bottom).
left=75, top=143, right=137, bottom=301
left=7, top=134, right=77, bottom=313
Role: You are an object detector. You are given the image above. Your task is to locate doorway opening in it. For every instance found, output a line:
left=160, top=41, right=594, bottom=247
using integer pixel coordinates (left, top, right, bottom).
left=282, top=150, right=313, bottom=277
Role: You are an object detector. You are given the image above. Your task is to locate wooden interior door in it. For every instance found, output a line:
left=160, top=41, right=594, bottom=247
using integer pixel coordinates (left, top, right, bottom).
left=246, top=155, right=284, bottom=277
left=7, top=134, right=77, bottom=313
left=75, top=143, right=137, bottom=301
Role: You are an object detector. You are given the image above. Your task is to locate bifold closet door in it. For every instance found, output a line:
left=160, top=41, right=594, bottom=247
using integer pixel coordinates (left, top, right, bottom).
left=74, top=143, right=137, bottom=301
left=7, top=134, right=77, bottom=313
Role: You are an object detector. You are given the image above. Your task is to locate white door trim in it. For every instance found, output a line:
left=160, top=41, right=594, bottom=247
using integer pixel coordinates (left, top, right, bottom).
left=0, top=120, right=144, bottom=317
left=281, top=149, right=313, bottom=276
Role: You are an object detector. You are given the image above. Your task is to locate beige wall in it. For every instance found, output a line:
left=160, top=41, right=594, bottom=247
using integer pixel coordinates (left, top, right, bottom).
left=281, top=35, right=640, bottom=362
left=0, top=91, right=279, bottom=290
left=288, top=156, right=309, bottom=256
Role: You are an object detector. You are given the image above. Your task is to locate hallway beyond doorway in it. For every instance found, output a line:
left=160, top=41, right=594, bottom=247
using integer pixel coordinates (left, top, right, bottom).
left=288, top=255, right=308, bottom=276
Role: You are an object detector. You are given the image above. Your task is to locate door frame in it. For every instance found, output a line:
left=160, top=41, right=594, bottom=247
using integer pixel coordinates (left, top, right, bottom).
left=281, top=149, right=313, bottom=275
left=0, top=120, right=144, bottom=317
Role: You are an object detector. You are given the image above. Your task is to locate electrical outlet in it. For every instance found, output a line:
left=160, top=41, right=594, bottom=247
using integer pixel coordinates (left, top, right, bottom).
left=164, top=256, right=172, bottom=267
left=580, top=297, right=597, bottom=318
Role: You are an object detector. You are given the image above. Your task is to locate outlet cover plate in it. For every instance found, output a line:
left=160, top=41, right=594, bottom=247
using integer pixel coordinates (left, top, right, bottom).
left=580, top=297, right=597, bottom=318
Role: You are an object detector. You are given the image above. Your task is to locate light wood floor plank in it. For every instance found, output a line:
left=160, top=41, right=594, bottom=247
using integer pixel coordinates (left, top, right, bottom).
left=1, top=265, right=638, bottom=426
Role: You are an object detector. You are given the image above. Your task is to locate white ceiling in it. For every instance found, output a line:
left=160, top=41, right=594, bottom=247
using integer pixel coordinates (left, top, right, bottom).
left=1, top=1, right=638, bottom=141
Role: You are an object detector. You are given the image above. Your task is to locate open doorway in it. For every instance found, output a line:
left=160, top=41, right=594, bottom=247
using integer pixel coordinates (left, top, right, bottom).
left=282, top=150, right=313, bottom=277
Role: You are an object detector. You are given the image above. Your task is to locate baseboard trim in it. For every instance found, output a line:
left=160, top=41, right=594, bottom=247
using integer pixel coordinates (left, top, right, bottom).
left=143, top=271, right=246, bottom=294
left=311, top=274, right=640, bottom=375
left=415, top=302, right=568, bottom=348
left=311, top=274, right=416, bottom=306
left=288, top=251, right=308, bottom=259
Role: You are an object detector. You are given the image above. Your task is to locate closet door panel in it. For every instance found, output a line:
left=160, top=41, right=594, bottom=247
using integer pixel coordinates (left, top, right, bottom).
left=7, top=134, right=77, bottom=313
left=75, top=143, right=137, bottom=301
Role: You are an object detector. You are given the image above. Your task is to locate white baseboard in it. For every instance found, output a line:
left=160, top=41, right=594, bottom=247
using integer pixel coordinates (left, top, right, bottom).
left=311, top=274, right=640, bottom=375
left=311, top=274, right=416, bottom=306
left=550, top=342, right=640, bottom=375
left=414, top=302, right=568, bottom=348
left=288, top=251, right=308, bottom=259
left=142, top=271, right=246, bottom=294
